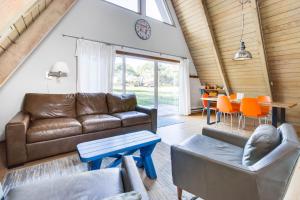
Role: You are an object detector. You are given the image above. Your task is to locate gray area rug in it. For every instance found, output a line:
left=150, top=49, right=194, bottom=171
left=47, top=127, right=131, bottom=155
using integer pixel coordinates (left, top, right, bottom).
left=2, top=142, right=196, bottom=200
left=158, top=116, right=184, bottom=128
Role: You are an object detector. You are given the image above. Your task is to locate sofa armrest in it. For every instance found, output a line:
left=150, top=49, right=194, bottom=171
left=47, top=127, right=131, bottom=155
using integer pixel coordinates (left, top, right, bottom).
left=121, top=156, right=149, bottom=200
left=171, top=145, right=259, bottom=200
left=202, top=127, right=248, bottom=148
left=5, top=112, right=30, bottom=167
left=135, top=106, right=157, bottom=133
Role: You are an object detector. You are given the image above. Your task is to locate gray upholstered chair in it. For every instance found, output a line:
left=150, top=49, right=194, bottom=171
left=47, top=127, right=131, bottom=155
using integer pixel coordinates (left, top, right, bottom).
left=171, top=124, right=300, bottom=200
left=4, top=156, right=149, bottom=200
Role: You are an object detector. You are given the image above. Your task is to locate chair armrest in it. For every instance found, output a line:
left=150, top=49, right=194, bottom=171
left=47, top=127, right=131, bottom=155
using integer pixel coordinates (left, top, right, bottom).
left=135, top=106, right=157, bottom=133
left=171, top=145, right=259, bottom=200
left=103, top=191, right=142, bottom=200
left=0, top=184, right=3, bottom=200
left=5, top=112, right=30, bottom=167
left=121, top=156, right=149, bottom=200
left=202, top=127, right=248, bottom=148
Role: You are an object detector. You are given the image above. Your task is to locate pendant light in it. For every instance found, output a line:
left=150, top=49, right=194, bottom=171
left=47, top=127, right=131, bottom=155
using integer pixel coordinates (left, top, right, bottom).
left=233, top=0, right=252, bottom=60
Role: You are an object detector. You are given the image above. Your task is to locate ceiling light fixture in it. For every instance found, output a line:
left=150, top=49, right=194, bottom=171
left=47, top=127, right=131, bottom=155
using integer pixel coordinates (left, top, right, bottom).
left=233, top=0, right=252, bottom=61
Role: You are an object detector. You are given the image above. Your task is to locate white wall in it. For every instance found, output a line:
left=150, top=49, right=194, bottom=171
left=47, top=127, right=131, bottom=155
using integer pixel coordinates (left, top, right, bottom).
left=0, top=0, right=200, bottom=141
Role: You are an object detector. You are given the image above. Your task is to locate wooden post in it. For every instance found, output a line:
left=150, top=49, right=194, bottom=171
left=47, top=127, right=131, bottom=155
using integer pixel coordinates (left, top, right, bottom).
left=250, top=0, right=273, bottom=99
left=199, top=0, right=231, bottom=95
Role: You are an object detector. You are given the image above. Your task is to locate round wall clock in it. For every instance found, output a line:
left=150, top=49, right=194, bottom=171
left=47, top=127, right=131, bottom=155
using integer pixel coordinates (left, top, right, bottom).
left=135, top=19, right=151, bottom=40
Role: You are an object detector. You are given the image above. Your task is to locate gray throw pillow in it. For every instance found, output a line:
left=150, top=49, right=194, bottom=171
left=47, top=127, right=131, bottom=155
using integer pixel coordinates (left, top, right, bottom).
left=242, top=124, right=280, bottom=166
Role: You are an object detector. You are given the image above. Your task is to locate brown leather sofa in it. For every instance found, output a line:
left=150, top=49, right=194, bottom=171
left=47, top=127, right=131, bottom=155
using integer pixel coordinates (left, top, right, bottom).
left=5, top=93, right=157, bottom=168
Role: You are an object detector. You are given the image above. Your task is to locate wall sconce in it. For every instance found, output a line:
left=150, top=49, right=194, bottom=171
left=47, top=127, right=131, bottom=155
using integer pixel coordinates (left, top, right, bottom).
left=47, top=61, right=69, bottom=78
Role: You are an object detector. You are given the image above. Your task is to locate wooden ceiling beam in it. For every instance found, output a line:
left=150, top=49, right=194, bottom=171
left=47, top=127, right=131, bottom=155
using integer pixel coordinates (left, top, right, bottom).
left=250, top=0, right=273, bottom=99
left=199, top=0, right=231, bottom=95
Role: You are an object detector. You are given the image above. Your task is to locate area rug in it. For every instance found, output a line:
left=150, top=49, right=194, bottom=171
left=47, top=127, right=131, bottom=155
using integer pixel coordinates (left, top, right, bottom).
left=158, top=116, right=184, bottom=128
left=2, top=142, right=196, bottom=200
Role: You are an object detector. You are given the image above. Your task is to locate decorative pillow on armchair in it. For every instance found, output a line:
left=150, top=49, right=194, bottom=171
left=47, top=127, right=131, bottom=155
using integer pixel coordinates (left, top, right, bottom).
left=242, top=124, right=281, bottom=166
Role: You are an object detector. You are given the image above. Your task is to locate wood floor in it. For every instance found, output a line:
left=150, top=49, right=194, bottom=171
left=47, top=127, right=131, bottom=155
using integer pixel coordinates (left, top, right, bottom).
left=0, top=113, right=299, bottom=200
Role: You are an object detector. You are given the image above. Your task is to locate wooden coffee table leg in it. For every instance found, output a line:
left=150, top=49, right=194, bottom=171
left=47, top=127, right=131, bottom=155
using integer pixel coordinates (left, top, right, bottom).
left=88, top=159, right=102, bottom=171
left=140, top=144, right=157, bottom=179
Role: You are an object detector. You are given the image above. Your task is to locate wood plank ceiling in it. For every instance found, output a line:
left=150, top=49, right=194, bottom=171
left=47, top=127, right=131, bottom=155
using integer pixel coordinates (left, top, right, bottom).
left=0, top=0, right=77, bottom=87
left=172, top=0, right=300, bottom=132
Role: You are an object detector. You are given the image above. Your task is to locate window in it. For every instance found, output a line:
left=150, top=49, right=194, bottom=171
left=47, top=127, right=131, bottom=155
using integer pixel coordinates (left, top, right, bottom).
left=103, top=0, right=174, bottom=25
left=146, top=0, right=173, bottom=25
left=104, top=0, right=139, bottom=13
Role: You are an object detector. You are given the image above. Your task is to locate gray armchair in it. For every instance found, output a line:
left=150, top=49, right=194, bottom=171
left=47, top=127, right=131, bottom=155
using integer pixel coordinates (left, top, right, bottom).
left=5, top=156, right=149, bottom=200
left=171, top=124, right=300, bottom=200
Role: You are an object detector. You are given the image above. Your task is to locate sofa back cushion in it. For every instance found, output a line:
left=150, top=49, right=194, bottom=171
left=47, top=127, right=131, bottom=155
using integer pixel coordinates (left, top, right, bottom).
left=24, top=93, right=76, bottom=120
left=77, top=93, right=108, bottom=116
left=107, top=93, right=137, bottom=114
left=242, top=124, right=280, bottom=166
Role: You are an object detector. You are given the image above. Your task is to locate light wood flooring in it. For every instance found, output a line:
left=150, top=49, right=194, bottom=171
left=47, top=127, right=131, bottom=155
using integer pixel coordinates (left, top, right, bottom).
left=0, top=113, right=299, bottom=200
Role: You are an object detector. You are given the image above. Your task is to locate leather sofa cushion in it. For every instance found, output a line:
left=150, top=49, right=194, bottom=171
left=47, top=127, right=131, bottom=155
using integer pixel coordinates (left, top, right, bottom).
left=77, top=93, right=108, bottom=116
left=27, top=118, right=82, bottom=143
left=78, top=114, right=121, bottom=134
left=113, top=111, right=151, bottom=127
left=107, top=94, right=137, bottom=113
left=242, top=124, right=280, bottom=166
left=24, top=93, right=76, bottom=121
left=6, top=168, right=124, bottom=200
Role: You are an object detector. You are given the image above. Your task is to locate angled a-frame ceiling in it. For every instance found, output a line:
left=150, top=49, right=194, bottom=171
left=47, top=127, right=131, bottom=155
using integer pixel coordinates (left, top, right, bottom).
left=0, top=0, right=77, bottom=87
left=172, top=0, right=300, bottom=132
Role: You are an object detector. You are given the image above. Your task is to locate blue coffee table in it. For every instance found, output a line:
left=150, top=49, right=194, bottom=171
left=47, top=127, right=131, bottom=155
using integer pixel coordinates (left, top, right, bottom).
left=77, top=130, right=161, bottom=179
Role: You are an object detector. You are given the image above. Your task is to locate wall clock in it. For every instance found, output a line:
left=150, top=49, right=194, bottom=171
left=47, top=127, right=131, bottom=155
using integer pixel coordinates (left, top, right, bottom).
left=135, top=19, right=151, bottom=40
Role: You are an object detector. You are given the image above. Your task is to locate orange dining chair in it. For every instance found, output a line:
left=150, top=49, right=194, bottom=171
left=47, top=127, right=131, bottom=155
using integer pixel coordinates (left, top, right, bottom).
left=229, top=93, right=240, bottom=113
left=229, top=93, right=237, bottom=100
left=201, top=93, right=218, bottom=117
left=257, top=96, right=272, bottom=123
left=217, top=96, right=239, bottom=128
left=239, top=98, right=268, bottom=129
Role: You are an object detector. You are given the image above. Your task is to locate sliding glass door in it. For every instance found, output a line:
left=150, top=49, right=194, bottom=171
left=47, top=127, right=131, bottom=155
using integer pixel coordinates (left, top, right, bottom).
left=125, top=57, right=155, bottom=107
left=158, top=62, right=179, bottom=116
left=113, top=55, right=179, bottom=116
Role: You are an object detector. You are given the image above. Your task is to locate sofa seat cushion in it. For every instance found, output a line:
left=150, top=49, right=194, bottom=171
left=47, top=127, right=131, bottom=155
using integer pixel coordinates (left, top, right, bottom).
left=27, top=118, right=82, bottom=143
left=113, top=111, right=151, bottom=127
left=6, top=168, right=124, bottom=200
left=78, top=114, right=121, bottom=134
left=179, top=134, right=244, bottom=166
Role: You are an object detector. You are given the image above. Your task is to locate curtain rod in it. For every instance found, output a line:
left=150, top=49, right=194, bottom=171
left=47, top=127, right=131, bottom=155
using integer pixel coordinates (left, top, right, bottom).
left=62, top=34, right=187, bottom=60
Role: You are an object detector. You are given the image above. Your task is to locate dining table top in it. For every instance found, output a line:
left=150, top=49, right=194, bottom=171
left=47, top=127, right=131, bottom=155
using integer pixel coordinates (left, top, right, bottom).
left=200, top=97, right=298, bottom=109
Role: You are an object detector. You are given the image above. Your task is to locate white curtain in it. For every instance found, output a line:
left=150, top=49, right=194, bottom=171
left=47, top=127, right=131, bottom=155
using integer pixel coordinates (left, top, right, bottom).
left=179, top=58, right=191, bottom=115
left=76, top=39, right=115, bottom=93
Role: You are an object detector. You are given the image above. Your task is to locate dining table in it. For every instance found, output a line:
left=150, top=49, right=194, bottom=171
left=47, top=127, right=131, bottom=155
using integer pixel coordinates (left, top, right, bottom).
left=200, top=97, right=298, bottom=127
